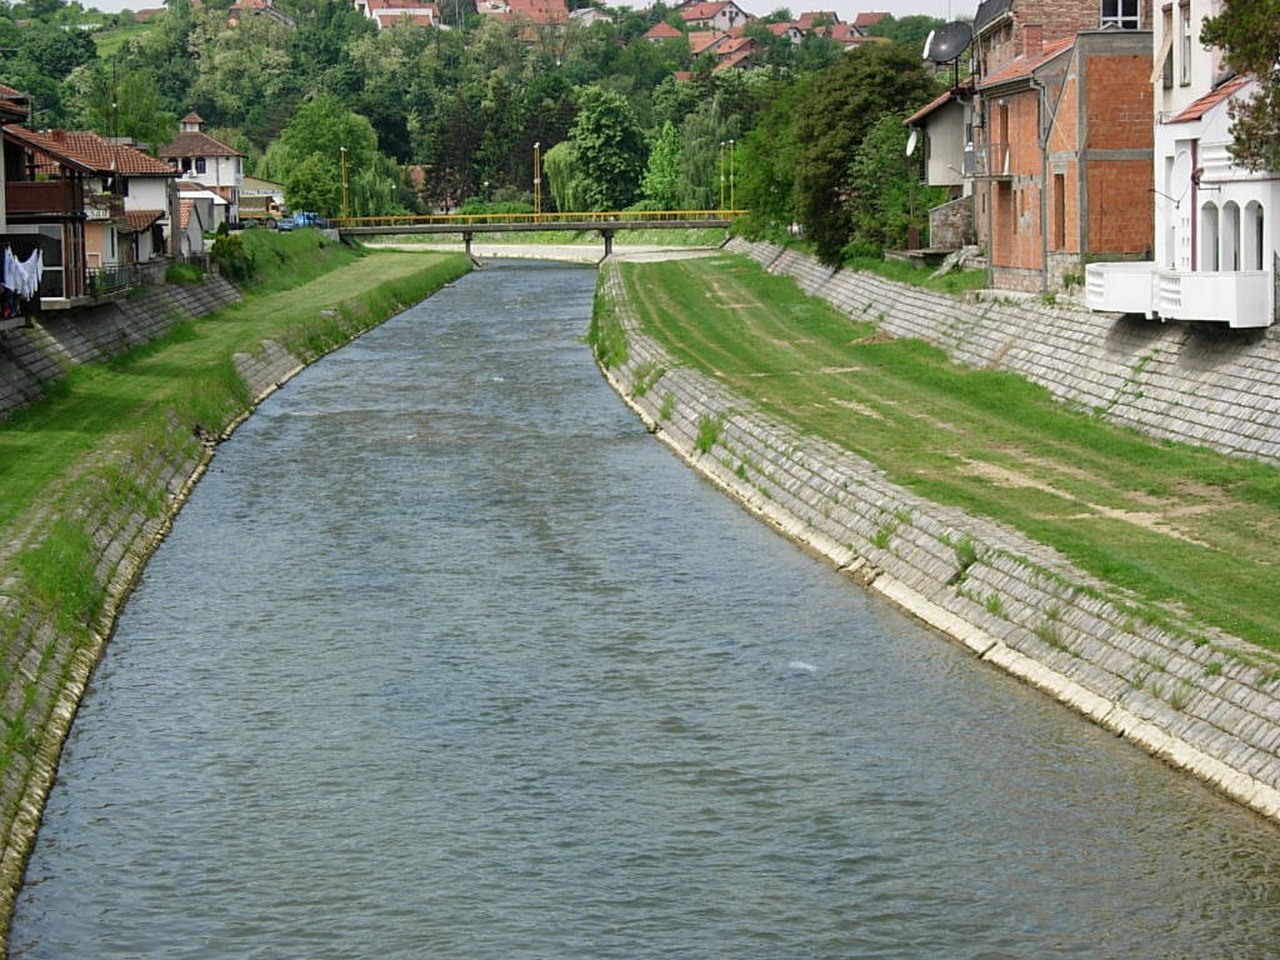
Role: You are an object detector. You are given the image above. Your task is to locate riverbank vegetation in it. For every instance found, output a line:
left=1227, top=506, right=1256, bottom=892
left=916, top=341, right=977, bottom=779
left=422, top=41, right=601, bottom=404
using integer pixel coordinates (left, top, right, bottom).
left=0, top=236, right=469, bottom=818
left=603, top=253, right=1280, bottom=652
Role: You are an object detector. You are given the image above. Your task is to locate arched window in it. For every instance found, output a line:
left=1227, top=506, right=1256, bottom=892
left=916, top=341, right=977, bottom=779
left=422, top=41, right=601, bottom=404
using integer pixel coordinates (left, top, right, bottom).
left=1200, top=202, right=1219, bottom=271
left=1222, top=201, right=1240, bottom=271
left=1244, top=201, right=1265, bottom=271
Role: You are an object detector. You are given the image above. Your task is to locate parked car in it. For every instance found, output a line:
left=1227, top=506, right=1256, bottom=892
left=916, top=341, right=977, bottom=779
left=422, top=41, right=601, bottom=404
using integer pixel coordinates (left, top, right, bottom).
left=293, top=211, right=330, bottom=228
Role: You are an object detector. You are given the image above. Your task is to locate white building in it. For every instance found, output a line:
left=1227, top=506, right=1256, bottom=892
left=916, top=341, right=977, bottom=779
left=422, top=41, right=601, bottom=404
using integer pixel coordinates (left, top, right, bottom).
left=1087, top=0, right=1278, bottom=328
left=157, top=113, right=245, bottom=223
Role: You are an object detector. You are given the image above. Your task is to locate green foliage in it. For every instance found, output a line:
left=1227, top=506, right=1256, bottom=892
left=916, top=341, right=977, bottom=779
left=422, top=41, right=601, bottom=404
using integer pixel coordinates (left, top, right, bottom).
left=1201, top=0, right=1280, bottom=171
left=564, top=85, right=647, bottom=210
left=64, top=62, right=177, bottom=147
left=641, top=120, right=683, bottom=209
left=211, top=225, right=256, bottom=286
left=695, top=413, right=723, bottom=454
left=844, top=112, right=946, bottom=255
left=165, top=262, right=204, bottom=284
left=745, top=45, right=941, bottom=263
left=866, top=14, right=947, bottom=48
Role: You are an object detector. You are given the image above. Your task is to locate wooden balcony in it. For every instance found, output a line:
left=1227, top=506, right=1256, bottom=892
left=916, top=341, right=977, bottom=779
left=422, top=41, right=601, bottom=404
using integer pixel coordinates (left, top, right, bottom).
left=6, top=179, right=84, bottom=218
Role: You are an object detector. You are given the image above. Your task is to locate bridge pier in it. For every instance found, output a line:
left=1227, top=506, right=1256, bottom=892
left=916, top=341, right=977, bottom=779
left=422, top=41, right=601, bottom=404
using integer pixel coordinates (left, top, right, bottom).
left=599, top=228, right=615, bottom=263
left=462, top=231, right=483, bottom=267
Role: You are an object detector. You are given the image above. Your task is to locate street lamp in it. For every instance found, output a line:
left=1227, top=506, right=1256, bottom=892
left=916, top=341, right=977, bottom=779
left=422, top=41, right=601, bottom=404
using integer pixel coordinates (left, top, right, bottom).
left=340, top=146, right=350, bottom=219
left=719, top=140, right=725, bottom=211
left=533, top=141, right=542, bottom=216
left=729, top=139, right=736, bottom=212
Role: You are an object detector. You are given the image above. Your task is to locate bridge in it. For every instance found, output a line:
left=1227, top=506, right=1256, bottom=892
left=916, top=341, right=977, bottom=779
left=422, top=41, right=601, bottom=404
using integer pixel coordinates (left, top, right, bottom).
left=331, top=209, right=744, bottom=261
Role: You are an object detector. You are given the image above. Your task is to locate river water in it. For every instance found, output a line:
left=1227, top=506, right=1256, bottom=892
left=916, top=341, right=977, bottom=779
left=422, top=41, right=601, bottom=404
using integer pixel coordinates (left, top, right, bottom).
left=11, top=260, right=1280, bottom=958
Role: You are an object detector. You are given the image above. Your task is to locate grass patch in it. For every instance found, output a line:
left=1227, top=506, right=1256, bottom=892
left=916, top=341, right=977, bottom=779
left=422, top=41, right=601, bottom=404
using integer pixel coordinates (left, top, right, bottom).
left=617, top=253, right=1280, bottom=651
left=843, top=255, right=989, bottom=295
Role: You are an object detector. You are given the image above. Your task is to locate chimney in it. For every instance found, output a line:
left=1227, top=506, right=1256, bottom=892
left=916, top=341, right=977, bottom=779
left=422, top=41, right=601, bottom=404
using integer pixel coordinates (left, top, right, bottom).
left=1023, top=23, right=1044, bottom=58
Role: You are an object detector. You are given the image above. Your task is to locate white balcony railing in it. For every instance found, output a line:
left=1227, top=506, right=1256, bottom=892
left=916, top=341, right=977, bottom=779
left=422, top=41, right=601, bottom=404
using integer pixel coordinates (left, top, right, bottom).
left=1086, top=262, right=1276, bottom=328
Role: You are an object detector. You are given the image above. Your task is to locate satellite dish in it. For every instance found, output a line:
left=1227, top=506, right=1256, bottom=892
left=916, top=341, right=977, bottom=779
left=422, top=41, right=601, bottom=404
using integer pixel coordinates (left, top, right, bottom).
left=925, top=20, right=972, bottom=64
left=906, top=129, right=919, bottom=157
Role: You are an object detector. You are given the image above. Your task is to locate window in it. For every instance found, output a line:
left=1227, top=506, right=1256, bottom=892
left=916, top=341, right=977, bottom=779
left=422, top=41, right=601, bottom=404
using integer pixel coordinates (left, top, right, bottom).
left=1101, top=0, right=1140, bottom=28
left=1053, top=174, right=1066, bottom=249
left=1155, top=5, right=1174, bottom=88
left=195, top=157, right=207, bottom=175
left=1179, top=2, right=1192, bottom=85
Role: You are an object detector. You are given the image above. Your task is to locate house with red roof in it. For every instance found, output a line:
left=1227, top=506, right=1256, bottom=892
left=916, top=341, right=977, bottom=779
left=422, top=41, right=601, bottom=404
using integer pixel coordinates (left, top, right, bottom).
left=677, top=0, right=750, bottom=33
left=477, top=0, right=569, bottom=26
left=3, top=128, right=177, bottom=282
left=688, top=30, right=730, bottom=58
left=356, top=0, right=440, bottom=29
left=157, top=113, right=245, bottom=222
left=795, top=10, right=839, bottom=30
left=1086, top=0, right=1278, bottom=326
left=642, top=21, right=682, bottom=43
left=851, top=10, right=888, bottom=34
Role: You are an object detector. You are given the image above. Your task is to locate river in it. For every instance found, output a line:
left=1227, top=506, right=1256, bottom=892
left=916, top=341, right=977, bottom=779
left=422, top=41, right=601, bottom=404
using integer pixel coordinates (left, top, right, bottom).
left=11, top=259, right=1280, bottom=958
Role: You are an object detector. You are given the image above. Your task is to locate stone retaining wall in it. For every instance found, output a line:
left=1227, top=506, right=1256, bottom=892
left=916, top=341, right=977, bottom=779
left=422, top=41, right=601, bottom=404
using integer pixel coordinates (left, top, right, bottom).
left=0, top=278, right=241, bottom=419
left=595, top=258, right=1280, bottom=825
left=726, top=239, right=1280, bottom=464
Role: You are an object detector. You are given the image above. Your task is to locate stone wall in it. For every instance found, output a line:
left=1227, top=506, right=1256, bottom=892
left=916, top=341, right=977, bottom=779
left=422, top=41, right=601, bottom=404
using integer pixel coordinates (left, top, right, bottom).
left=0, top=278, right=241, bottom=419
left=595, top=256, right=1280, bottom=825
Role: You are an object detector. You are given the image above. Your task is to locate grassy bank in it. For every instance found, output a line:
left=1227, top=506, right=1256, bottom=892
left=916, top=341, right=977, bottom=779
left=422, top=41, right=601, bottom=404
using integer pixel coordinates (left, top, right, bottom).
left=0, top=237, right=470, bottom=864
left=599, top=253, right=1280, bottom=653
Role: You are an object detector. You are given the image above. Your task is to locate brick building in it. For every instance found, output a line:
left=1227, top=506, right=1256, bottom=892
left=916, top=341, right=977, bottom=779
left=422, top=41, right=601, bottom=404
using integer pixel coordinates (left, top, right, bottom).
left=965, top=0, right=1153, bottom=291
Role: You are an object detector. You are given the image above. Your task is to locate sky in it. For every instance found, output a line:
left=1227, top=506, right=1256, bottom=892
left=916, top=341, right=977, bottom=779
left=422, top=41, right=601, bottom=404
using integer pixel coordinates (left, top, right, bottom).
left=86, top=0, right=975, bottom=21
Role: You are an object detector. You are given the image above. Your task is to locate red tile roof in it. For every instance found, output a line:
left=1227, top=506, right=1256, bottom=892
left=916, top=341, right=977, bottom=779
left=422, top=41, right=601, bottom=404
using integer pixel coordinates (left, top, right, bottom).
left=643, top=21, right=682, bottom=40
left=906, top=88, right=961, bottom=125
left=1168, top=74, right=1252, bottom=123
left=796, top=10, right=839, bottom=28
left=688, top=30, right=728, bottom=55
left=122, top=209, right=165, bottom=233
left=978, top=35, right=1074, bottom=88
left=159, top=129, right=243, bottom=159
left=680, top=1, right=729, bottom=21
left=853, top=10, right=888, bottom=29
left=7, top=127, right=175, bottom=176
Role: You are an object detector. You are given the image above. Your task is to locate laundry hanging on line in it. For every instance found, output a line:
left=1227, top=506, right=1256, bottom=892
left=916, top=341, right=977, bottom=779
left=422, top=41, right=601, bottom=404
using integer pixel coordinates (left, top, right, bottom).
left=2, top=247, right=43, bottom=320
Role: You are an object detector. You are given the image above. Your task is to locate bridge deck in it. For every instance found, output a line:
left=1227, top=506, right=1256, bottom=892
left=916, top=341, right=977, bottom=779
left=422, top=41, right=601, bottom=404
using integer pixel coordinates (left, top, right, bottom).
left=333, top=210, right=740, bottom=236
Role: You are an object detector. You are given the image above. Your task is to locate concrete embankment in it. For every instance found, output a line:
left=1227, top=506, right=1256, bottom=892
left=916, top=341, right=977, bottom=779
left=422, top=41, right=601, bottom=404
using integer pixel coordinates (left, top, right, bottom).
left=0, top=261, right=467, bottom=953
left=594, top=254, right=1280, bottom=826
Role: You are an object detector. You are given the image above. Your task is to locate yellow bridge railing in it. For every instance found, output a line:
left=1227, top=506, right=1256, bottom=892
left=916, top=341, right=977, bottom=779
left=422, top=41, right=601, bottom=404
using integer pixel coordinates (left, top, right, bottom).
left=331, top=209, right=746, bottom=230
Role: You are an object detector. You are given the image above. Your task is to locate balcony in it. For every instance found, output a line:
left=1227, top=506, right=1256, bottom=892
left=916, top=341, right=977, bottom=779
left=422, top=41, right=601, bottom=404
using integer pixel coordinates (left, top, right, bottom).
left=1086, top=262, right=1277, bottom=328
left=5, top=179, right=84, bottom=218
left=963, top=141, right=1010, bottom=179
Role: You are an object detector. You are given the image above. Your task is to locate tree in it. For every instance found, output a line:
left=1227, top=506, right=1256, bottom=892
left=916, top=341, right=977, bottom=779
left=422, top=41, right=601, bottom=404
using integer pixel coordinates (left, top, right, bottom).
left=867, top=14, right=947, bottom=50
left=1201, top=0, right=1280, bottom=171
left=14, top=22, right=96, bottom=80
left=775, top=44, right=939, bottom=264
left=65, top=63, right=177, bottom=147
left=640, top=120, right=682, bottom=208
left=259, top=94, right=385, bottom=216
left=844, top=111, right=947, bottom=256
left=564, top=85, right=647, bottom=209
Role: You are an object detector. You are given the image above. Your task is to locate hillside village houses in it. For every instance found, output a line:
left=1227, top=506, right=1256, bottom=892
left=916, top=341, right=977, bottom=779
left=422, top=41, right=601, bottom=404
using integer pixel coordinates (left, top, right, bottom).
left=0, top=92, right=246, bottom=316
left=908, top=0, right=1277, bottom=327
